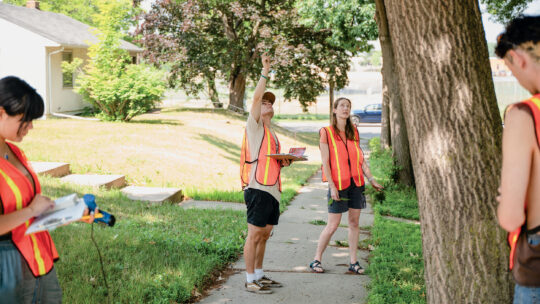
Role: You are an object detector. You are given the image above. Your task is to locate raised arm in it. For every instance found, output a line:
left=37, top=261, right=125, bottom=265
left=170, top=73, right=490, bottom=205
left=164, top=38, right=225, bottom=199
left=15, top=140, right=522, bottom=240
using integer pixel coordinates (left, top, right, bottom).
left=250, top=54, right=271, bottom=123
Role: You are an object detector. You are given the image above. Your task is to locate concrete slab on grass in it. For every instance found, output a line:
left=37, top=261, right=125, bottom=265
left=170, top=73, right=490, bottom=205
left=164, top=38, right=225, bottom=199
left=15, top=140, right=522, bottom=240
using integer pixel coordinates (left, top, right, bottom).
left=199, top=270, right=369, bottom=304
left=60, top=174, right=126, bottom=189
left=180, top=200, right=245, bottom=211
left=30, top=162, right=70, bottom=177
left=121, top=186, right=183, bottom=203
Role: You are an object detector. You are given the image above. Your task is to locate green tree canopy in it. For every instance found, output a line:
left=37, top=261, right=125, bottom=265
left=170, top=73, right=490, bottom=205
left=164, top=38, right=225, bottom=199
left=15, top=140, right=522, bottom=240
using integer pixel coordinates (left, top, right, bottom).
left=73, top=0, right=165, bottom=121
left=481, top=0, right=535, bottom=23
left=137, top=0, right=377, bottom=111
left=296, top=0, right=377, bottom=54
left=295, top=0, right=378, bottom=109
left=4, top=0, right=138, bottom=32
left=4, top=0, right=100, bottom=26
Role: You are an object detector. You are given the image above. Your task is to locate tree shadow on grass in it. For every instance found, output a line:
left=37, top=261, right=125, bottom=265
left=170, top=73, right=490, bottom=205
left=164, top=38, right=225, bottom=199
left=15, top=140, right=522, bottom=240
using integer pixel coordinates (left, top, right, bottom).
left=272, top=125, right=320, bottom=147
left=163, top=108, right=247, bottom=121
left=198, top=134, right=241, bottom=163
left=128, top=119, right=184, bottom=126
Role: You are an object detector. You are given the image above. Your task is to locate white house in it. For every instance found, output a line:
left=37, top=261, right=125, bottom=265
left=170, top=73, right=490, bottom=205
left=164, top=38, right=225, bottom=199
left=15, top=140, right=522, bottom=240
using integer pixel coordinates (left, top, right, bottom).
left=0, top=1, right=142, bottom=115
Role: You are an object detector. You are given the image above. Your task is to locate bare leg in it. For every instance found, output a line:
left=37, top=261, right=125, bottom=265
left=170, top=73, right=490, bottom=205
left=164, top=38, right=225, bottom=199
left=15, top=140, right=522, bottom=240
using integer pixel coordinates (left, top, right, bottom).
left=255, top=225, right=273, bottom=269
left=244, top=224, right=268, bottom=274
left=314, top=213, right=342, bottom=262
left=348, top=209, right=361, bottom=264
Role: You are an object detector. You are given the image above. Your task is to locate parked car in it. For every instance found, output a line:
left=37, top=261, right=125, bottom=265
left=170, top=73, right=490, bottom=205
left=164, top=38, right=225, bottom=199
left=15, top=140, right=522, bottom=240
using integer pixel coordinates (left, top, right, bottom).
left=351, top=103, right=382, bottom=124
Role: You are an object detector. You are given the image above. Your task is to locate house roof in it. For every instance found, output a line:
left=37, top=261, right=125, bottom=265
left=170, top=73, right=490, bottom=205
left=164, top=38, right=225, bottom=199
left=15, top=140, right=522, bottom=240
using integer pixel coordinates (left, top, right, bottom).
left=0, top=2, right=142, bottom=52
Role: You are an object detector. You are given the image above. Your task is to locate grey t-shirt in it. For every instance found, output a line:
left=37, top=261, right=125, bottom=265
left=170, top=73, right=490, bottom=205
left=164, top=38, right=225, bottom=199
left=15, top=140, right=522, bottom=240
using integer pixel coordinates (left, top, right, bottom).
left=245, top=114, right=281, bottom=203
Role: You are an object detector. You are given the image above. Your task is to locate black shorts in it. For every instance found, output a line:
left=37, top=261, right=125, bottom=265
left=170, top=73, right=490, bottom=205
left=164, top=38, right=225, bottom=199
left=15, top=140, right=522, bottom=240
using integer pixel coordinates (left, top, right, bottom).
left=244, top=188, right=280, bottom=227
left=327, top=180, right=366, bottom=213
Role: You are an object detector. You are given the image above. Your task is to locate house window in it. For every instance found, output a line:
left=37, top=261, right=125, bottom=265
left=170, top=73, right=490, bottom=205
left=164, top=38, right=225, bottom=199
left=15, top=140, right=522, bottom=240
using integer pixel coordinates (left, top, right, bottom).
left=62, top=52, right=73, bottom=88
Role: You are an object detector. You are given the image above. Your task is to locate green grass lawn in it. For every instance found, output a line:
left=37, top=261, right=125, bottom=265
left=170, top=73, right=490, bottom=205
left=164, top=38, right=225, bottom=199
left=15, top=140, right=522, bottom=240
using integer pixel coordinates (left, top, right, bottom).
left=22, top=108, right=320, bottom=303
left=273, top=113, right=329, bottom=122
left=22, top=108, right=321, bottom=196
left=365, top=137, right=425, bottom=304
left=367, top=215, right=425, bottom=304
left=366, top=138, right=419, bottom=220
left=41, top=176, right=246, bottom=303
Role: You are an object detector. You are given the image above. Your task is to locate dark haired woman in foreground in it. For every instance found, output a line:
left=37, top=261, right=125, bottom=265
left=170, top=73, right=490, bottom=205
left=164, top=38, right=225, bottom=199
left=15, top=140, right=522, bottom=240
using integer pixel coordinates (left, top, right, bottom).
left=0, top=76, right=93, bottom=303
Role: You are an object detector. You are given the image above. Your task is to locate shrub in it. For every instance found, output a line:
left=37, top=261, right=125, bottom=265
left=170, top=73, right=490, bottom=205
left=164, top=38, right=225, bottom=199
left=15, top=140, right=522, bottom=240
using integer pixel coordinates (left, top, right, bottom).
left=73, top=0, right=165, bottom=121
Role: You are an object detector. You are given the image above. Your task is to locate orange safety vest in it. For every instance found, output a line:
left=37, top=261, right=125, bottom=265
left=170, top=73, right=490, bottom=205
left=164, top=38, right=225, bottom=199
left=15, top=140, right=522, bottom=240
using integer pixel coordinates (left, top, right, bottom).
left=0, top=143, right=58, bottom=277
left=506, top=94, right=540, bottom=270
left=240, top=125, right=281, bottom=191
left=321, top=126, right=364, bottom=190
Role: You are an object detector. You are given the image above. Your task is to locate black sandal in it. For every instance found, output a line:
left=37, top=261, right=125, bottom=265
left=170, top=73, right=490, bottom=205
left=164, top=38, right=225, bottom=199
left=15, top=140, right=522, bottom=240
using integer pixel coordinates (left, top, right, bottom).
left=309, top=260, right=324, bottom=273
left=348, top=261, right=365, bottom=275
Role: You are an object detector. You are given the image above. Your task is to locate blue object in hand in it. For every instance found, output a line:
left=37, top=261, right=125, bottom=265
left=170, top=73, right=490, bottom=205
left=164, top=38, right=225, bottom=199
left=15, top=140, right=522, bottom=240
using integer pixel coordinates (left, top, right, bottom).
left=83, top=194, right=116, bottom=227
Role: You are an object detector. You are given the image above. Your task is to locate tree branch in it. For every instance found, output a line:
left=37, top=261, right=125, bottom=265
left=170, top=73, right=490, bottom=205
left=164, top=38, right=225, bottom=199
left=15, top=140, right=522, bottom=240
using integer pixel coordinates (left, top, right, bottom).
left=221, top=11, right=236, bottom=40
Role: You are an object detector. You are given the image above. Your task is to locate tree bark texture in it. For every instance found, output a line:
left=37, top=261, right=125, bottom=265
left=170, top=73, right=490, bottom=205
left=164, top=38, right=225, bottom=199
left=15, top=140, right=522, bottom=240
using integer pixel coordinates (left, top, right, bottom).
left=380, top=77, right=391, bottom=149
left=384, top=0, right=511, bottom=302
left=228, top=71, right=247, bottom=113
left=329, top=82, right=335, bottom=124
left=375, top=0, right=414, bottom=186
left=376, top=1, right=391, bottom=150
left=207, top=74, right=223, bottom=108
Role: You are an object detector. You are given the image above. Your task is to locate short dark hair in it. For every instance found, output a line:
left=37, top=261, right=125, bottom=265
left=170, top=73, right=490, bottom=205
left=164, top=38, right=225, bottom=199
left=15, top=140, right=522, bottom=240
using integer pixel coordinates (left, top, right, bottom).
left=0, top=76, right=44, bottom=132
left=495, top=15, right=540, bottom=58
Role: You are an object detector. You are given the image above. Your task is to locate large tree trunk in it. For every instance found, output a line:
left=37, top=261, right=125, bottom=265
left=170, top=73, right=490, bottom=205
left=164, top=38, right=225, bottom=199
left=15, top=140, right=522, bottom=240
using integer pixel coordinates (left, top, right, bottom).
left=228, top=70, right=247, bottom=113
left=377, top=7, right=391, bottom=150
left=329, top=81, right=335, bottom=123
left=384, top=0, right=511, bottom=302
left=380, top=79, right=391, bottom=149
left=207, top=73, right=223, bottom=109
left=375, top=0, right=414, bottom=186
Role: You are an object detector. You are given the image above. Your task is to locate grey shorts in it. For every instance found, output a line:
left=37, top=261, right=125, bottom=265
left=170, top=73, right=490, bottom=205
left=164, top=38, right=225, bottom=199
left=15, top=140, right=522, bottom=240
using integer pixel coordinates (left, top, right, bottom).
left=327, top=180, right=366, bottom=213
left=0, top=240, right=62, bottom=303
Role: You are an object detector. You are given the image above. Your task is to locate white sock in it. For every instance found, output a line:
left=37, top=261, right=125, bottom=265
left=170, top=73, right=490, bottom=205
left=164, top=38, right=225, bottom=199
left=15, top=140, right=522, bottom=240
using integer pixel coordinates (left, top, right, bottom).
left=255, top=269, right=264, bottom=280
left=246, top=272, right=257, bottom=283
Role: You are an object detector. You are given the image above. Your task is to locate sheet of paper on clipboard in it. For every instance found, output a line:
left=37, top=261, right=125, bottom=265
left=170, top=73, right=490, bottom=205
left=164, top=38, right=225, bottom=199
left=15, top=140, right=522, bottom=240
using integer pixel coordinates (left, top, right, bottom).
left=267, top=147, right=308, bottom=161
left=25, top=194, right=86, bottom=235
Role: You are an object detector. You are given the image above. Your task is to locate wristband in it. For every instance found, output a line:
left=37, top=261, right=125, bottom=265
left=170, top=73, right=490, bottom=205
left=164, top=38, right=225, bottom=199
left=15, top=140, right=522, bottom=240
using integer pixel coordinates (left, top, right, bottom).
left=368, top=176, right=375, bottom=183
left=261, top=74, right=269, bottom=80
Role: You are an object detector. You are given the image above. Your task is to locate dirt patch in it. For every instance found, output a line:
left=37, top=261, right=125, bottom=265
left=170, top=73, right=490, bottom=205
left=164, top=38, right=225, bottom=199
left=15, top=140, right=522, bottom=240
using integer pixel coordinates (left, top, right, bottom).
left=189, top=260, right=241, bottom=303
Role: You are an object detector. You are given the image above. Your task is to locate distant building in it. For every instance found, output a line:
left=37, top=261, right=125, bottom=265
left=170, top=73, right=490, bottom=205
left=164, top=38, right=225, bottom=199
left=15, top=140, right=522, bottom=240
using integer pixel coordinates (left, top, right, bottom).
left=490, top=57, right=512, bottom=77
left=0, top=1, right=142, bottom=115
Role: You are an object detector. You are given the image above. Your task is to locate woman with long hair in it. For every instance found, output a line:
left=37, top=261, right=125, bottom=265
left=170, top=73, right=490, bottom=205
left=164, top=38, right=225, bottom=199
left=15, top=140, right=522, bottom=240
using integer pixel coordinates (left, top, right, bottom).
left=309, top=97, right=383, bottom=274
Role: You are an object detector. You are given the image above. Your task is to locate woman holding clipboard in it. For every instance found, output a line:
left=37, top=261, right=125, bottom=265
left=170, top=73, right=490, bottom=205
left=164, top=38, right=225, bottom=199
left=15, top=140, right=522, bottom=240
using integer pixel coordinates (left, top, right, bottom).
left=309, top=97, right=383, bottom=274
left=0, top=76, right=94, bottom=303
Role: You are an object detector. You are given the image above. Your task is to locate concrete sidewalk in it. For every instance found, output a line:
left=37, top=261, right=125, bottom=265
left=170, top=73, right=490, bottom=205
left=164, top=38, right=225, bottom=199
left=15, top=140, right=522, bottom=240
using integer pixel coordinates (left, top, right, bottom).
left=199, top=172, right=373, bottom=304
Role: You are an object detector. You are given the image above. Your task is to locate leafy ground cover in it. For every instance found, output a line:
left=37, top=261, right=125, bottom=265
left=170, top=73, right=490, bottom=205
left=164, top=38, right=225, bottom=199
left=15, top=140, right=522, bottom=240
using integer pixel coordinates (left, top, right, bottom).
left=365, top=137, right=425, bottom=304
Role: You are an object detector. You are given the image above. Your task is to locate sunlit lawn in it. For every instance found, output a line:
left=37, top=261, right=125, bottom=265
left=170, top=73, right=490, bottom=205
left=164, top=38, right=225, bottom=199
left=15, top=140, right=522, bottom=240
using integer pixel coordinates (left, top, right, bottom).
left=41, top=176, right=246, bottom=303
left=21, top=108, right=321, bottom=201
left=365, top=137, right=424, bottom=304
left=23, top=108, right=321, bottom=303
